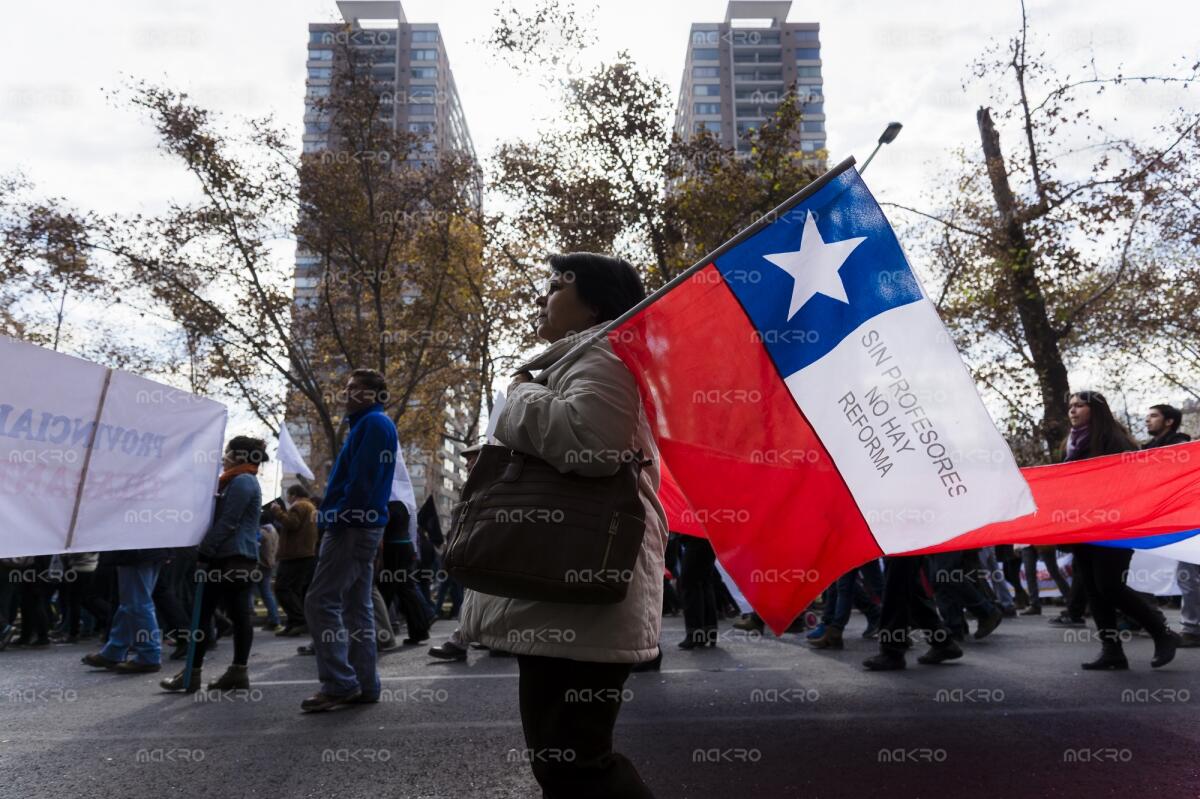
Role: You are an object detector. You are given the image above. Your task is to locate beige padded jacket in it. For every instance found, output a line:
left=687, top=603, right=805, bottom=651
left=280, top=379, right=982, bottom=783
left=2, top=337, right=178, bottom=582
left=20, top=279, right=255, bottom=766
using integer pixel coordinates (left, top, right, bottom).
left=458, top=324, right=668, bottom=663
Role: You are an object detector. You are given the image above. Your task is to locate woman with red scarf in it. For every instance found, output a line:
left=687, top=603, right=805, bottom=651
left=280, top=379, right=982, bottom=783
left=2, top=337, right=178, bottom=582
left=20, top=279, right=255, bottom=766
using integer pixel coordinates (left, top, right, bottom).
left=161, top=436, right=266, bottom=692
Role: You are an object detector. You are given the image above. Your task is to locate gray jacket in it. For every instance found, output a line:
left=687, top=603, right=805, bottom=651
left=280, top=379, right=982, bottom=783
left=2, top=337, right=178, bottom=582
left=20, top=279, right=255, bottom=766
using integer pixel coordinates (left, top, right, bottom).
left=459, top=324, right=668, bottom=663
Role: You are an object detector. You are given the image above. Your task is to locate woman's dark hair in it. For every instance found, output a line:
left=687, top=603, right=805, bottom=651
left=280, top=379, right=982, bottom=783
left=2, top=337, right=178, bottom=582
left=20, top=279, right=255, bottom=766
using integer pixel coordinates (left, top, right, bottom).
left=1150, top=403, right=1183, bottom=434
left=1069, top=391, right=1138, bottom=457
left=226, top=435, right=269, bottom=465
left=549, top=252, right=646, bottom=324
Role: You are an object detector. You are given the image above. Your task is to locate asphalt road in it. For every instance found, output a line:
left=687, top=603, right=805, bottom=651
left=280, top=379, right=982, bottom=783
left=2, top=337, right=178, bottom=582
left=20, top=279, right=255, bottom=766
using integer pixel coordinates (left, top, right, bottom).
left=1, top=612, right=1197, bottom=799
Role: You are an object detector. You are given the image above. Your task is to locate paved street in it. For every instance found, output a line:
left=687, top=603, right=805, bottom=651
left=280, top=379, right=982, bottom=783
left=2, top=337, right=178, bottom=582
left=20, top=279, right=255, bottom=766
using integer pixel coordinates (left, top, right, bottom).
left=2, top=612, right=1197, bottom=799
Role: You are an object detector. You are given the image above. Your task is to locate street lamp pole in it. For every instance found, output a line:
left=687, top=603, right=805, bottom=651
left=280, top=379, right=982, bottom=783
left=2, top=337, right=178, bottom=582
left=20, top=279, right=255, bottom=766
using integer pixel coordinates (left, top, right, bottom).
left=859, top=121, right=903, bottom=175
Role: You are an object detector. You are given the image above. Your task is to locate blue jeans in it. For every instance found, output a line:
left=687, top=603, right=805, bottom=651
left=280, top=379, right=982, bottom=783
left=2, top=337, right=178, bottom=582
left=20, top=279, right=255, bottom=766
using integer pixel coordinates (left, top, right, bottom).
left=305, top=527, right=384, bottom=697
left=255, top=564, right=280, bottom=625
left=100, top=563, right=163, bottom=665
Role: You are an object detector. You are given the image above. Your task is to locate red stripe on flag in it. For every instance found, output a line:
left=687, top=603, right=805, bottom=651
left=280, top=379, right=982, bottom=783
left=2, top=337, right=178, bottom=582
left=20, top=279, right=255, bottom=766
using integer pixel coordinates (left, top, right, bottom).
left=608, top=264, right=882, bottom=634
left=904, top=443, right=1200, bottom=555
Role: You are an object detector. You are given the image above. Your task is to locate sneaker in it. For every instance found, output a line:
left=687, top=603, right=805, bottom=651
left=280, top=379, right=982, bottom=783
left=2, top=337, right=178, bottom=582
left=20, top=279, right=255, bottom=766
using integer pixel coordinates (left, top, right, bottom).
left=861, top=619, right=880, bottom=639
left=1048, top=613, right=1086, bottom=627
left=81, top=652, right=121, bottom=670
left=732, top=614, right=765, bottom=633
left=1020, top=605, right=1042, bottom=616
left=428, top=641, right=468, bottom=661
left=805, top=623, right=827, bottom=641
left=301, top=690, right=362, bottom=713
left=1177, top=632, right=1200, bottom=648
left=112, top=660, right=162, bottom=674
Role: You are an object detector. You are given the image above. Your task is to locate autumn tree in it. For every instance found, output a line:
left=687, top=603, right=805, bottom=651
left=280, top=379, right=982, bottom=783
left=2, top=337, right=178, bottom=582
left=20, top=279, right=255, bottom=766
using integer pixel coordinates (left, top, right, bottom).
left=894, top=2, right=1199, bottom=459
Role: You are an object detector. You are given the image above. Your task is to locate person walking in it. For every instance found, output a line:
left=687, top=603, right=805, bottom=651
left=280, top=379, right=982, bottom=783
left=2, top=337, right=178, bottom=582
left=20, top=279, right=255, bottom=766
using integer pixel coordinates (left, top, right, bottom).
left=270, top=485, right=319, bottom=636
left=1066, top=392, right=1181, bottom=670
left=460, top=252, right=663, bottom=798
left=161, top=436, right=266, bottom=692
left=300, top=369, right=397, bottom=712
left=863, top=555, right=963, bottom=671
left=1141, top=403, right=1198, bottom=647
left=81, top=547, right=171, bottom=673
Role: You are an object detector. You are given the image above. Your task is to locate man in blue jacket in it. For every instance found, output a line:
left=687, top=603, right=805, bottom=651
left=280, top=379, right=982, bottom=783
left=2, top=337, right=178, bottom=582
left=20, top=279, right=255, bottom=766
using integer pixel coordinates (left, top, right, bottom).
left=301, top=369, right=398, bottom=712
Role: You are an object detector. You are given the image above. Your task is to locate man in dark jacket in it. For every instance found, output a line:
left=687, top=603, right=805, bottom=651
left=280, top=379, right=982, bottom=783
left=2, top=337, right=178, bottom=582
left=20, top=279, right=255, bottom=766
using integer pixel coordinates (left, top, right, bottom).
left=1144, top=404, right=1198, bottom=647
left=301, top=369, right=398, bottom=712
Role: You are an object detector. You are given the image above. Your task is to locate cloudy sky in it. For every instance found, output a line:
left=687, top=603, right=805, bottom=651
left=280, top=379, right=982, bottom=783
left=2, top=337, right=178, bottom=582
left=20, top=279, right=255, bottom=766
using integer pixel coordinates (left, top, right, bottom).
left=2, top=0, right=1195, bottom=458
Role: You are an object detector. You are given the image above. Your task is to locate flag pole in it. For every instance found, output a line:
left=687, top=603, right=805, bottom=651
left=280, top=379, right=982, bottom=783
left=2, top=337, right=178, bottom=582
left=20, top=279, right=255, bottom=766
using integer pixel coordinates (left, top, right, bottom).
left=548, top=156, right=859, bottom=372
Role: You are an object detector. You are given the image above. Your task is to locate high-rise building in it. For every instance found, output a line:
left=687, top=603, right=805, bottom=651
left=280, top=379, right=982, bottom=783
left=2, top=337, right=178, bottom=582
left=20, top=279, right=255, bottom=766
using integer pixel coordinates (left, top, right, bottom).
left=288, top=1, right=476, bottom=521
left=673, top=1, right=824, bottom=158
left=304, top=1, right=474, bottom=161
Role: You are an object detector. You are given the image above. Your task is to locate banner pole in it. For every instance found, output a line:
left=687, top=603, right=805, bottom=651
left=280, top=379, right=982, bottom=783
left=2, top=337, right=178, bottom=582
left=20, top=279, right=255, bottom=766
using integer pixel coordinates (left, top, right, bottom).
left=64, top=367, right=114, bottom=551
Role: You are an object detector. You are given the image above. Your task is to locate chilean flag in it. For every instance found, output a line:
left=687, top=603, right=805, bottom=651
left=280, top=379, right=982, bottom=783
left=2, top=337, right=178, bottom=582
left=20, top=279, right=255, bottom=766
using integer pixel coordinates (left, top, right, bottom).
left=604, top=159, right=1035, bottom=632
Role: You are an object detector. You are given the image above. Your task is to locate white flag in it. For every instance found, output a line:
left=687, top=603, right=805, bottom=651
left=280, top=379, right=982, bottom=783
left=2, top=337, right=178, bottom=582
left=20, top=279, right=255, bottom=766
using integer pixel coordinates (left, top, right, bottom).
left=276, top=423, right=315, bottom=481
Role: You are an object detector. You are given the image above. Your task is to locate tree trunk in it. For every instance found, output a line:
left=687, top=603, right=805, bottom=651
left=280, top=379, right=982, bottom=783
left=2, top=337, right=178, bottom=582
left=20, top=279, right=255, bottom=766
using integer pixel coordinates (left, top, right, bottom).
left=976, top=107, right=1071, bottom=456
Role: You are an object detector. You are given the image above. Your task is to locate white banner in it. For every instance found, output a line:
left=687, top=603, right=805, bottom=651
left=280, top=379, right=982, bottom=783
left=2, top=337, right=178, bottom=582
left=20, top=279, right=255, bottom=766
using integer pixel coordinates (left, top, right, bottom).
left=0, top=337, right=227, bottom=558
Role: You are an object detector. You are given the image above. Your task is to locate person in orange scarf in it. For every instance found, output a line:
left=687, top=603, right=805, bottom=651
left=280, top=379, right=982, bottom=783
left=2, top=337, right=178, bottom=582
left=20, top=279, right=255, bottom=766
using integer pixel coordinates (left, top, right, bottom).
left=161, top=436, right=266, bottom=693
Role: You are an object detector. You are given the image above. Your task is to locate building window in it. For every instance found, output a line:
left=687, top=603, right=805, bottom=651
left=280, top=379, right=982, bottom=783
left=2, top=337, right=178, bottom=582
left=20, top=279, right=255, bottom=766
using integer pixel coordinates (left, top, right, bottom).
left=793, top=30, right=819, bottom=41
left=307, top=66, right=332, bottom=80
left=408, top=121, right=435, bottom=133
left=794, top=48, right=821, bottom=60
left=691, top=30, right=719, bottom=45
left=412, top=49, right=438, bottom=61
left=308, top=49, right=333, bottom=61
left=411, top=66, right=438, bottom=79
left=412, top=30, right=438, bottom=43
left=801, top=120, right=825, bottom=132
left=800, top=140, right=824, bottom=152
left=799, top=85, right=822, bottom=100
left=694, top=102, right=721, bottom=115
left=693, top=48, right=719, bottom=61
left=802, top=101, right=824, bottom=114
left=408, top=103, right=435, bottom=115
left=306, top=85, right=330, bottom=98
left=694, top=121, right=720, bottom=133
left=693, top=66, right=720, bottom=78
left=796, top=66, right=822, bottom=78
left=694, top=84, right=721, bottom=96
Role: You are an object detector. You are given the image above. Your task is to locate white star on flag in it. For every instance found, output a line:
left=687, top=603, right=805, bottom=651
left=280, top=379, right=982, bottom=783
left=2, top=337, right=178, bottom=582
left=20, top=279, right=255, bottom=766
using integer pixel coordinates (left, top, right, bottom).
left=763, top=211, right=867, bottom=321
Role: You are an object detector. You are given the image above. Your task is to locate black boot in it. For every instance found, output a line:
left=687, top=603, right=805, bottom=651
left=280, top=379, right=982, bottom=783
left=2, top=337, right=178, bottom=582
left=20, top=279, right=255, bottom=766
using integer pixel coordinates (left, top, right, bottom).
left=1082, top=640, right=1128, bottom=671
left=678, top=630, right=707, bottom=650
left=1151, top=631, right=1181, bottom=669
left=207, top=664, right=249, bottom=690
left=160, top=669, right=203, bottom=693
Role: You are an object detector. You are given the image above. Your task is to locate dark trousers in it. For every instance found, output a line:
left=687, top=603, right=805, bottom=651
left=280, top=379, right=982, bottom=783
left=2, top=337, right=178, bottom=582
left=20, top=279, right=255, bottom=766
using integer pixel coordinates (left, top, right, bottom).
left=516, top=654, right=654, bottom=799
left=878, top=556, right=950, bottom=654
left=379, top=543, right=429, bottom=639
left=929, top=550, right=996, bottom=632
left=1074, top=545, right=1168, bottom=646
left=679, top=536, right=717, bottom=639
left=193, top=560, right=256, bottom=668
left=61, top=570, right=107, bottom=637
left=996, top=545, right=1028, bottom=603
left=153, top=555, right=192, bottom=642
left=275, top=557, right=315, bottom=629
left=0, top=566, right=16, bottom=627
left=17, top=556, right=52, bottom=644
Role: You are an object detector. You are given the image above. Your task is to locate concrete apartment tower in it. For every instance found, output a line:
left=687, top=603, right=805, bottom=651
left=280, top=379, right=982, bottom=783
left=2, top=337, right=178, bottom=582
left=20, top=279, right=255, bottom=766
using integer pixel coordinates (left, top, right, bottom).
left=288, top=1, right=476, bottom=523
left=673, top=0, right=824, bottom=158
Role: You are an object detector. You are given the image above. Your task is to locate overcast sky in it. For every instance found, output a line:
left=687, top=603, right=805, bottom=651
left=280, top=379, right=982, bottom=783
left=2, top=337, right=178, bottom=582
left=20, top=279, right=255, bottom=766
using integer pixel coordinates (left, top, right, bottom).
left=2, top=0, right=1195, bottom=456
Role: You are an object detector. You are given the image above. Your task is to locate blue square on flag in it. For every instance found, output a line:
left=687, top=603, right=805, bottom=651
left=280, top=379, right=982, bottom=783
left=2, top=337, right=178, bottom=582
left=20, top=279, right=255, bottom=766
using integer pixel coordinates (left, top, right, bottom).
left=714, top=168, right=924, bottom=377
